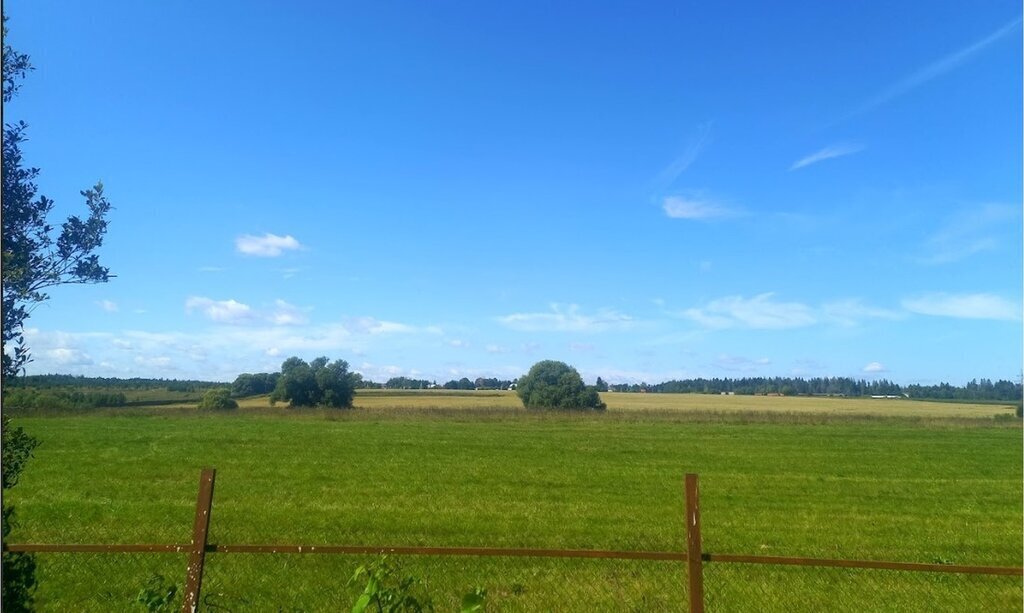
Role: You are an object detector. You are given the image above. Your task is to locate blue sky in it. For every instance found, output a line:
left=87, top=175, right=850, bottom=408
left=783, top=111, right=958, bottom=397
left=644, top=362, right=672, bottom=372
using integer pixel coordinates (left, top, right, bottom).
left=6, top=1, right=1021, bottom=385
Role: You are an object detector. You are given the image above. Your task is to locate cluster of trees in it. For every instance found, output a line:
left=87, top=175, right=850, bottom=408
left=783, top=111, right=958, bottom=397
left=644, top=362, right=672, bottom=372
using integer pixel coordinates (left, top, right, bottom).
left=269, top=357, right=361, bottom=408
left=904, top=379, right=1021, bottom=402
left=606, top=376, right=1022, bottom=401
left=230, top=372, right=280, bottom=397
left=3, top=388, right=126, bottom=411
left=382, top=376, right=433, bottom=390
left=376, top=376, right=517, bottom=390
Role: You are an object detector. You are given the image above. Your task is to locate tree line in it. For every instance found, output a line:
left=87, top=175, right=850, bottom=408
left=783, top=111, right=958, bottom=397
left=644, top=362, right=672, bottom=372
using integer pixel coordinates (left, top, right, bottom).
left=608, top=376, right=1021, bottom=401
left=13, top=372, right=1023, bottom=403
left=11, top=374, right=225, bottom=393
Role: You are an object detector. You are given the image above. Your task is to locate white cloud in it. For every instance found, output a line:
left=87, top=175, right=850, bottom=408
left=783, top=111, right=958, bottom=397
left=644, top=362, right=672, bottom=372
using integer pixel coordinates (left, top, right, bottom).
left=185, top=296, right=255, bottom=324
left=498, top=304, right=634, bottom=333
left=569, top=342, right=595, bottom=352
left=682, top=295, right=903, bottom=330
left=235, top=233, right=303, bottom=257
left=822, top=299, right=903, bottom=327
left=485, top=344, right=509, bottom=354
left=715, top=354, right=771, bottom=372
left=683, top=293, right=817, bottom=330
left=790, top=143, right=864, bottom=170
left=917, top=204, right=1018, bottom=265
left=863, top=362, right=887, bottom=373
left=134, top=356, right=173, bottom=369
left=446, top=339, right=470, bottom=348
left=199, top=266, right=225, bottom=273
left=662, top=195, right=735, bottom=220
left=850, top=17, right=1021, bottom=118
left=47, top=348, right=93, bottom=366
left=268, top=300, right=309, bottom=326
left=654, top=122, right=713, bottom=189
left=347, top=317, right=425, bottom=335
left=902, top=293, right=1020, bottom=321
left=96, top=299, right=119, bottom=313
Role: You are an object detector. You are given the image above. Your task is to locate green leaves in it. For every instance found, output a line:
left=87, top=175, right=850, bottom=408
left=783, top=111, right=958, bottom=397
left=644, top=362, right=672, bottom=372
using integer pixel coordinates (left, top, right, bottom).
left=273, top=356, right=358, bottom=409
left=517, top=360, right=606, bottom=411
left=347, top=557, right=435, bottom=612
left=459, top=588, right=487, bottom=613
left=135, top=574, right=178, bottom=612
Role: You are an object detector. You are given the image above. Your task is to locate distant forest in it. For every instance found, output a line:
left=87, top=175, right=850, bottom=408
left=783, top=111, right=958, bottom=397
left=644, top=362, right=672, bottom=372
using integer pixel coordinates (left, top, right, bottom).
left=9, top=373, right=1022, bottom=403
left=607, top=377, right=1022, bottom=402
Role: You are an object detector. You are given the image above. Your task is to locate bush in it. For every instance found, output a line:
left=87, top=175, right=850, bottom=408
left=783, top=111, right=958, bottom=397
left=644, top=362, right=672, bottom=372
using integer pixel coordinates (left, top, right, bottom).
left=197, top=388, right=237, bottom=410
left=516, top=360, right=606, bottom=410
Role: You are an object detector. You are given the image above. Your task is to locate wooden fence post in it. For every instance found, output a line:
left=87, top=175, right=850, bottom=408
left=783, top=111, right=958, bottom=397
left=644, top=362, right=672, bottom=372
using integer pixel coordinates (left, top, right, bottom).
left=685, top=473, right=705, bottom=613
left=182, top=468, right=216, bottom=613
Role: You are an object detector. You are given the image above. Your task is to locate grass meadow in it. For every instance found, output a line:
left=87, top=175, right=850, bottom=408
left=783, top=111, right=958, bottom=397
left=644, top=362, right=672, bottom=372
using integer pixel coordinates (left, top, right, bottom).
left=5, top=391, right=1022, bottom=610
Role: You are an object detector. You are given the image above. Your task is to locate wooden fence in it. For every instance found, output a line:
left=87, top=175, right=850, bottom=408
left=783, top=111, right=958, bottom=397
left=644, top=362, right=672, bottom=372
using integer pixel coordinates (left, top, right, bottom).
left=4, top=469, right=1021, bottom=612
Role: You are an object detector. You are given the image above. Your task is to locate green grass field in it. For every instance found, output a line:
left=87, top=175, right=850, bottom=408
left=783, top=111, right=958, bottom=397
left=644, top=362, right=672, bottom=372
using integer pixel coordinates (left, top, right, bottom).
left=5, top=391, right=1022, bottom=610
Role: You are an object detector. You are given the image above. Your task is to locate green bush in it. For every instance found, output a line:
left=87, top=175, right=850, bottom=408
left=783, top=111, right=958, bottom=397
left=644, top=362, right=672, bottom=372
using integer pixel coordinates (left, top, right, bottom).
left=197, top=388, right=238, bottom=411
left=516, top=360, right=606, bottom=410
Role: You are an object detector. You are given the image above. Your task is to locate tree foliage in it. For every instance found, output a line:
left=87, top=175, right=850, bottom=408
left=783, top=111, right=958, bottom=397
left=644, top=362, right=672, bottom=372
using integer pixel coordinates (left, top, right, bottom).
left=197, top=388, right=238, bottom=411
left=516, top=360, right=606, bottom=410
left=230, top=372, right=280, bottom=397
left=3, top=16, right=112, bottom=607
left=270, top=357, right=360, bottom=408
left=2, top=19, right=112, bottom=383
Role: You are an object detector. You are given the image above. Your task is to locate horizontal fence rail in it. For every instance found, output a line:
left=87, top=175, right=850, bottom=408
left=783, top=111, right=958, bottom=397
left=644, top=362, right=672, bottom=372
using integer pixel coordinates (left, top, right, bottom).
left=4, top=469, right=1021, bottom=612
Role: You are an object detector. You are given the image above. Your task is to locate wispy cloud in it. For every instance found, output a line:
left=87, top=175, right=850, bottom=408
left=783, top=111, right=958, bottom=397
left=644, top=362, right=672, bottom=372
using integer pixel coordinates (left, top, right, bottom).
left=662, top=195, right=736, bottom=220
left=902, top=293, right=1020, bottom=320
left=821, top=299, right=903, bottom=326
left=235, top=233, right=303, bottom=257
left=682, top=294, right=901, bottom=330
left=268, top=300, right=309, bottom=326
left=96, top=300, right=119, bottom=313
left=917, top=204, right=1018, bottom=265
left=654, top=122, right=713, bottom=190
left=498, top=304, right=634, bottom=333
left=715, top=354, right=771, bottom=372
left=790, top=143, right=865, bottom=171
left=683, top=293, right=817, bottom=330
left=851, top=16, right=1021, bottom=118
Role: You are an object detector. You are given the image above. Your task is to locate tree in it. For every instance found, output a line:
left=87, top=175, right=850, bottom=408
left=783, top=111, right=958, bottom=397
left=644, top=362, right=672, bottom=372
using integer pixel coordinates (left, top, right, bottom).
left=2, top=15, right=114, bottom=609
left=270, top=356, right=359, bottom=408
left=594, top=376, right=609, bottom=392
left=197, top=388, right=238, bottom=411
left=516, top=360, right=606, bottom=410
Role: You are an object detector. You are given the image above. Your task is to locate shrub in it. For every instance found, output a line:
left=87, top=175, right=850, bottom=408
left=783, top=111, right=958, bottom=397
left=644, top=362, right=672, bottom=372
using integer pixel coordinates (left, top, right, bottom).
left=197, top=388, right=237, bottom=410
left=516, top=360, right=606, bottom=410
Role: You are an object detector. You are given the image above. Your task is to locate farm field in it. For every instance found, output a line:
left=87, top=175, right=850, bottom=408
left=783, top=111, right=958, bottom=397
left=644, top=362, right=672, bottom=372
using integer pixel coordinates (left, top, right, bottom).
left=5, top=391, right=1022, bottom=610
